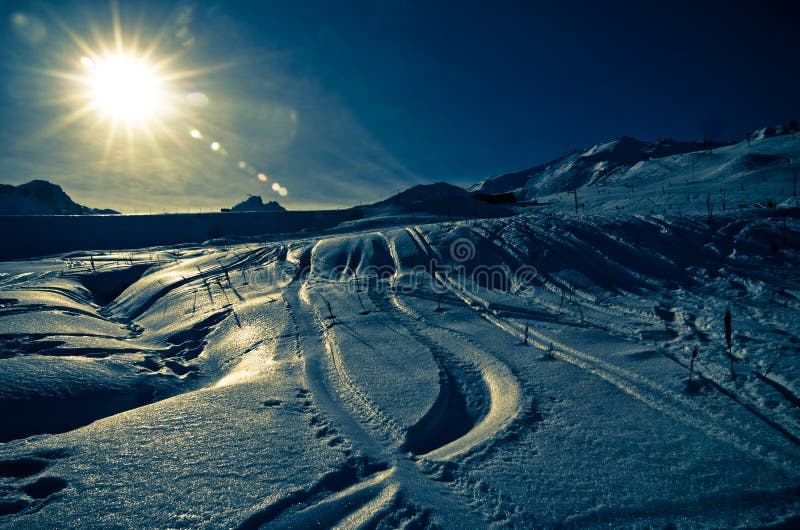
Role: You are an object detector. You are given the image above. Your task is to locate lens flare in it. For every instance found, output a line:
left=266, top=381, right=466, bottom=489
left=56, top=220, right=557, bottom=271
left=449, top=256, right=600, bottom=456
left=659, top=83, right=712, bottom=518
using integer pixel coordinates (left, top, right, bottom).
left=185, top=91, right=208, bottom=106
left=11, top=12, right=47, bottom=44
left=257, top=173, right=268, bottom=182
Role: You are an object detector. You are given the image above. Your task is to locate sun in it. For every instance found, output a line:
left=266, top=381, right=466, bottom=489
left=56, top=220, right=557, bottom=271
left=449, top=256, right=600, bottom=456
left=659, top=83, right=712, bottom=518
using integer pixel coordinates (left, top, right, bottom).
left=23, top=4, right=289, bottom=198
left=81, top=53, right=166, bottom=125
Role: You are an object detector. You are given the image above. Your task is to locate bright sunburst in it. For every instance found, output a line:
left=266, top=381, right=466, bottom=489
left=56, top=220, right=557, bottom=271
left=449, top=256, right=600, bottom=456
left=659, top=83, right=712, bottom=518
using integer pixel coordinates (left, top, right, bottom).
left=18, top=2, right=290, bottom=198
left=81, top=53, right=165, bottom=125
left=22, top=0, right=219, bottom=155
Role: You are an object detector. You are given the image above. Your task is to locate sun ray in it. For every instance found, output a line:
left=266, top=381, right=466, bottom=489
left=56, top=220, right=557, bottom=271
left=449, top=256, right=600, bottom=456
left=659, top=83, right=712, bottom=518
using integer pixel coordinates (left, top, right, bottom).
left=158, top=62, right=236, bottom=83
left=38, top=4, right=97, bottom=58
left=124, top=121, right=135, bottom=168
left=111, top=0, right=124, bottom=54
left=26, top=104, right=96, bottom=143
left=139, top=122, right=164, bottom=165
left=139, top=20, right=172, bottom=62
left=19, top=0, right=238, bottom=186
left=23, top=66, right=87, bottom=83
left=129, top=16, right=144, bottom=54
left=150, top=116, right=183, bottom=150
left=102, top=119, right=120, bottom=161
left=89, top=25, right=112, bottom=57
left=16, top=90, right=86, bottom=109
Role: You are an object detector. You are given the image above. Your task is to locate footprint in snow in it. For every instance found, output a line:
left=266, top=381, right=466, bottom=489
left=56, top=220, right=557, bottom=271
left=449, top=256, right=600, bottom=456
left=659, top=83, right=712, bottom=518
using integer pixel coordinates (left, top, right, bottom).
left=0, top=450, right=70, bottom=517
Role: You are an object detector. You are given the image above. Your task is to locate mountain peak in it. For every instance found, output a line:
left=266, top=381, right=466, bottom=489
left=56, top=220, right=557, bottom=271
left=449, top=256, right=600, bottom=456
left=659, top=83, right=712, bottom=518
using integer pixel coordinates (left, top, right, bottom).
left=230, top=195, right=286, bottom=212
left=368, top=182, right=472, bottom=209
left=470, top=133, right=739, bottom=199
left=0, top=180, right=117, bottom=215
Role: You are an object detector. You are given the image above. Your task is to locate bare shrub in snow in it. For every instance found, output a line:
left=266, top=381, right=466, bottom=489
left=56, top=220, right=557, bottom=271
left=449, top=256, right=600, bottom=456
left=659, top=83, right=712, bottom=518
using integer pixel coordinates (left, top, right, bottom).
left=689, top=347, right=698, bottom=382
left=725, top=309, right=735, bottom=381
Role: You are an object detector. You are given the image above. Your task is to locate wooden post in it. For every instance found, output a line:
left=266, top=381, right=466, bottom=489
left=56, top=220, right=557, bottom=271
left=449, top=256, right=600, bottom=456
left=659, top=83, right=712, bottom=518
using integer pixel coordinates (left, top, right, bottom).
left=569, top=190, right=578, bottom=215
left=725, top=310, right=735, bottom=381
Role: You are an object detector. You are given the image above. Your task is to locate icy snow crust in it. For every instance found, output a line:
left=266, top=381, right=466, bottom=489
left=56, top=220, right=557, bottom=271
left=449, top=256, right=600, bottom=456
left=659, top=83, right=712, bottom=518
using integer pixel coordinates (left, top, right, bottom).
left=1, top=135, right=800, bottom=528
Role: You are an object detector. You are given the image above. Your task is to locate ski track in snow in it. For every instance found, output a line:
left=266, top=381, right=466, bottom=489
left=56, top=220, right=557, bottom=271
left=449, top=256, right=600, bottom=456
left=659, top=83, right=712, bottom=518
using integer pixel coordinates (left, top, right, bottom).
left=377, top=284, right=524, bottom=462
left=236, top=229, right=529, bottom=527
left=407, top=226, right=800, bottom=476
left=2, top=188, right=800, bottom=527
left=270, top=275, right=489, bottom=528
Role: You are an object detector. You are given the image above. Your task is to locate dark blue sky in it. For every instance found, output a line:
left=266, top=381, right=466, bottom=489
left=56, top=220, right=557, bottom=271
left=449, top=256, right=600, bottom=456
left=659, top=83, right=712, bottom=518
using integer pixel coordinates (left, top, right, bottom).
left=1, top=0, right=798, bottom=211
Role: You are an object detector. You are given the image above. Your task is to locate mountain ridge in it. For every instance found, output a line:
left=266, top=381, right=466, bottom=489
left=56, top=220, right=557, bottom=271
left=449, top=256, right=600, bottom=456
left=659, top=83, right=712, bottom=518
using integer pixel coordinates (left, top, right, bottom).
left=230, top=195, right=286, bottom=213
left=468, top=125, right=798, bottom=202
left=0, top=180, right=119, bottom=215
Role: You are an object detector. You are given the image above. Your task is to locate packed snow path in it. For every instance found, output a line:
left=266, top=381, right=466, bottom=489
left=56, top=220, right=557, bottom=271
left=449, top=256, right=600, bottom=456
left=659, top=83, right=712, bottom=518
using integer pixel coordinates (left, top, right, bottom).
left=1, top=209, right=799, bottom=528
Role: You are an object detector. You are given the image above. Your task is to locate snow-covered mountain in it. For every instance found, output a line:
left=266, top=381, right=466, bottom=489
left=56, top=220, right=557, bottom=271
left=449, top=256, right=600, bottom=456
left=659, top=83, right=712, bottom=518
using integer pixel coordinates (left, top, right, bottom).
left=470, top=131, right=798, bottom=213
left=366, top=182, right=473, bottom=209
left=373, top=131, right=798, bottom=222
left=362, top=181, right=514, bottom=217
left=469, top=136, right=715, bottom=197
left=0, top=180, right=118, bottom=215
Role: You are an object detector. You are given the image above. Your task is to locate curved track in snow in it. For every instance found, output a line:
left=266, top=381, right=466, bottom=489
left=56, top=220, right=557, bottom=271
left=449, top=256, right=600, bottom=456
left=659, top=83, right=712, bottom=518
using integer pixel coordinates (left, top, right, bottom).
left=373, top=284, right=523, bottom=462
left=3, top=201, right=800, bottom=528
left=438, top=263, right=800, bottom=475
left=268, top=274, right=486, bottom=529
